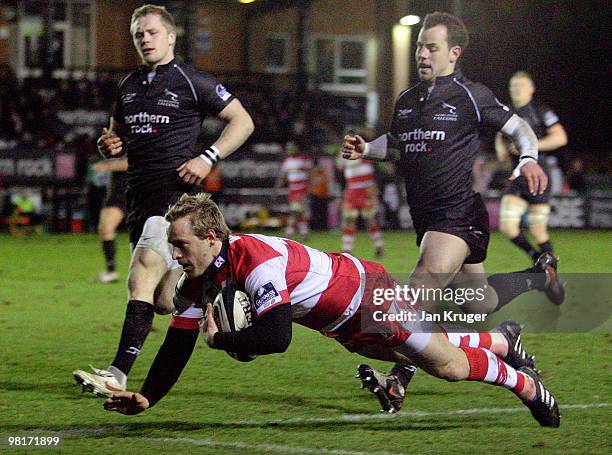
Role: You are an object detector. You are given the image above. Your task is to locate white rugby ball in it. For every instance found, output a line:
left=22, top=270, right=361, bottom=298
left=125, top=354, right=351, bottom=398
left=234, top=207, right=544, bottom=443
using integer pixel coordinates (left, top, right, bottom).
left=208, top=287, right=257, bottom=362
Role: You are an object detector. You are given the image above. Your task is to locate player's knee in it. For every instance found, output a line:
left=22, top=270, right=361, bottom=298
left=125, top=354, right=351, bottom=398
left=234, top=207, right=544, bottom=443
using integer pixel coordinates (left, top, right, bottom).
left=153, top=298, right=174, bottom=315
left=527, top=205, right=550, bottom=224
left=499, top=221, right=519, bottom=238
left=412, top=259, right=452, bottom=282
left=98, top=224, right=114, bottom=239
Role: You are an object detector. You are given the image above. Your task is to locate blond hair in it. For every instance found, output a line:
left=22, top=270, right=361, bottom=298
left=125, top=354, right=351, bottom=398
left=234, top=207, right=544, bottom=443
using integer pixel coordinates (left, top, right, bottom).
left=131, top=4, right=176, bottom=35
left=165, top=193, right=231, bottom=240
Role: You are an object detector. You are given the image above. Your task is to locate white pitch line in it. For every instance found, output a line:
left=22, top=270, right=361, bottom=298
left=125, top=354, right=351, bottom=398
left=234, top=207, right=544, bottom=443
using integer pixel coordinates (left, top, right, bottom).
left=50, top=403, right=609, bottom=454
left=143, top=436, right=405, bottom=455
left=228, top=402, right=610, bottom=426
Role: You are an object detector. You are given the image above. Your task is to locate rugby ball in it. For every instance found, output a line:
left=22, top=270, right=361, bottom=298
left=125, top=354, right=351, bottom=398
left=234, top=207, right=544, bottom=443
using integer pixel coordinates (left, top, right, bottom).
left=208, top=286, right=257, bottom=362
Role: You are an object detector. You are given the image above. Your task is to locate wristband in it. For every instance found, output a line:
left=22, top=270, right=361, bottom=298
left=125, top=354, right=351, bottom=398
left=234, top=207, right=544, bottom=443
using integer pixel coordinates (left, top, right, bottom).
left=199, top=145, right=221, bottom=167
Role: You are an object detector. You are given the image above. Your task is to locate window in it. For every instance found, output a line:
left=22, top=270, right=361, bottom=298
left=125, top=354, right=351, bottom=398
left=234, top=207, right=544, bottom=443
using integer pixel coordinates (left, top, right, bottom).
left=265, top=34, right=289, bottom=73
left=311, top=35, right=367, bottom=93
left=15, top=0, right=96, bottom=78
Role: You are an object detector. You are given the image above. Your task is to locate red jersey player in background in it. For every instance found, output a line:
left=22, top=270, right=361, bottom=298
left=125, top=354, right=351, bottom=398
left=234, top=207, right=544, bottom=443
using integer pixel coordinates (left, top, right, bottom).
left=274, top=140, right=313, bottom=240
left=337, top=145, right=384, bottom=257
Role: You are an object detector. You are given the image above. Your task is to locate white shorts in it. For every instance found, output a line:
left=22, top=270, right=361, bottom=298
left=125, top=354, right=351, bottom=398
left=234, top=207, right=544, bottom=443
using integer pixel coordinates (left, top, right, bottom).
left=131, top=216, right=181, bottom=270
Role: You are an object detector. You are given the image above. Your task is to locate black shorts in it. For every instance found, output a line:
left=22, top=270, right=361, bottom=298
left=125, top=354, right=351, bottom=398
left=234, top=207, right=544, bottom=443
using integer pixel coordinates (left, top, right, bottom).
left=411, top=194, right=490, bottom=264
left=126, top=181, right=198, bottom=244
left=503, top=164, right=551, bottom=204
left=103, top=172, right=128, bottom=211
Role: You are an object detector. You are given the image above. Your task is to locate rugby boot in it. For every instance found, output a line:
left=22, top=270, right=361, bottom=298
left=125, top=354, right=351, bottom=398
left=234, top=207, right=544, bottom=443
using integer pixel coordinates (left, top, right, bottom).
left=519, top=366, right=560, bottom=428
left=534, top=252, right=565, bottom=305
left=356, top=364, right=405, bottom=413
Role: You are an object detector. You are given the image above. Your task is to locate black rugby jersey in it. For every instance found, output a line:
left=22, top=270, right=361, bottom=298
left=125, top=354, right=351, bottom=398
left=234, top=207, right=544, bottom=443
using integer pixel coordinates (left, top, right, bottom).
left=389, top=70, right=513, bottom=214
left=510, top=100, right=560, bottom=167
left=112, top=59, right=234, bottom=190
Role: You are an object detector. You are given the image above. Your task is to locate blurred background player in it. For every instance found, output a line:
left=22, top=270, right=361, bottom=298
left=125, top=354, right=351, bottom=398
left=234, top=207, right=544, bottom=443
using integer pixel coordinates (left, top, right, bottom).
left=496, top=71, right=568, bottom=261
left=91, top=157, right=128, bottom=284
left=274, top=140, right=312, bottom=240
left=336, top=138, right=384, bottom=257
left=73, top=4, right=253, bottom=397
left=308, top=156, right=331, bottom=231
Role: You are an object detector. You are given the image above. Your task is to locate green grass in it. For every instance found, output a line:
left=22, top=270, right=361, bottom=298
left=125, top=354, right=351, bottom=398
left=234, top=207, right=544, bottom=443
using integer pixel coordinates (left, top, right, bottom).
left=0, top=230, right=610, bottom=454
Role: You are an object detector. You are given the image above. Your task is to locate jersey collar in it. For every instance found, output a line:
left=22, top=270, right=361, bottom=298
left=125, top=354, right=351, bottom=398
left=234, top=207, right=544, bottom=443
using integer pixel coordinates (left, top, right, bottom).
left=138, top=58, right=177, bottom=75
left=202, top=236, right=230, bottom=282
left=433, top=69, right=463, bottom=86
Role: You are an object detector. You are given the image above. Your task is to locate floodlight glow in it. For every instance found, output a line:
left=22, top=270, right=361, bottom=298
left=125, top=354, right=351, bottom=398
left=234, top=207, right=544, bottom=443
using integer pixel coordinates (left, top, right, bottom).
left=239, top=0, right=256, bottom=3
left=400, top=15, right=421, bottom=26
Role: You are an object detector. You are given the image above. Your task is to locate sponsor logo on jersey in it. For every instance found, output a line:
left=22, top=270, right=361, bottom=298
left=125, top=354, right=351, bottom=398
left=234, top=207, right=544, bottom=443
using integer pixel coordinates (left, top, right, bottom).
left=121, top=93, right=137, bottom=105
left=124, top=111, right=170, bottom=134
left=215, top=84, right=232, bottom=101
left=254, top=281, right=282, bottom=312
left=158, top=88, right=180, bottom=108
left=433, top=101, right=458, bottom=121
left=398, top=128, right=446, bottom=153
left=397, top=108, right=414, bottom=118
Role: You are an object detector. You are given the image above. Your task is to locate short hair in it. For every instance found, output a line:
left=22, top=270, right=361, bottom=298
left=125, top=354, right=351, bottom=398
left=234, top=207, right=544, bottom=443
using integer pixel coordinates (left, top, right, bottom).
left=131, top=4, right=176, bottom=35
left=165, top=193, right=231, bottom=240
left=422, top=12, right=469, bottom=50
left=510, top=71, right=534, bottom=83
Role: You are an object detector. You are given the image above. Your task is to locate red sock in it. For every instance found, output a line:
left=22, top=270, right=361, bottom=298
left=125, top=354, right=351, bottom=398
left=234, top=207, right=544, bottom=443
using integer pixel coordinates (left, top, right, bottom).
left=342, top=227, right=357, bottom=252
left=460, top=346, right=526, bottom=395
left=447, top=332, right=492, bottom=349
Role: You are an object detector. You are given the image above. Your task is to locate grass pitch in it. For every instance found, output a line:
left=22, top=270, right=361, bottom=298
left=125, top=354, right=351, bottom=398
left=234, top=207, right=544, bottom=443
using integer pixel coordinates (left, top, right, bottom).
left=0, top=230, right=610, bottom=454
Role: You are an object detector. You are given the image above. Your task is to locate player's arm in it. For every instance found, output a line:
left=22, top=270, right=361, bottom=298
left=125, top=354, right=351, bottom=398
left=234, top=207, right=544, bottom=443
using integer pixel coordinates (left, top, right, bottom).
left=538, top=123, right=568, bottom=152
left=177, top=99, right=254, bottom=186
left=342, top=133, right=401, bottom=162
left=500, top=114, right=548, bottom=194
left=494, top=132, right=516, bottom=162
left=96, top=118, right=127, bottom=159
left=204, top=302, right=292, bottom=355
left=104, top=324, right=199, bottom=414
left=92, top=156, right=129, bottom=173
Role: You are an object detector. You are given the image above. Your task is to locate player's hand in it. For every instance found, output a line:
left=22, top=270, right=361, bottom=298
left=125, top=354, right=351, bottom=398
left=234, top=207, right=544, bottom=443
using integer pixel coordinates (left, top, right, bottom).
left=341, top=134, right=366, bottom=160
left=177, top=156, right=212, bottom=186
left=203, top=303, right=219, bottom=348
left=509, top=159, right=548, bottom=195
left=97, top=128, right=123, bottom=158
left=103, top=388, right=149, bottom=415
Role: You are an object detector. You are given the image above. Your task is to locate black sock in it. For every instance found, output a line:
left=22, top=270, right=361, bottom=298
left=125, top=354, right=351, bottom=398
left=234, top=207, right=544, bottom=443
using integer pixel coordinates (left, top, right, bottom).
left=390, top=364, right=418, bottom=388
left=488, top=267, right=547, bottom=313
left=111, top=300, right=154, bottom=375
left=102, top=240, right=116, bottom=272
left=510, top=233, right=538, bottom=260
left=538, top=240, right=553, bottom=255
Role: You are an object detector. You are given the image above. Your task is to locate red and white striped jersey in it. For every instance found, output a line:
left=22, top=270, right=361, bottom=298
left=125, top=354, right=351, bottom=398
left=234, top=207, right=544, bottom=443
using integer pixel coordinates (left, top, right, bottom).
left=343, top=158, right=375, bottom=191
left=172, top=233, right=376, bottom=333
left=280, top=154, right=313, bottom=193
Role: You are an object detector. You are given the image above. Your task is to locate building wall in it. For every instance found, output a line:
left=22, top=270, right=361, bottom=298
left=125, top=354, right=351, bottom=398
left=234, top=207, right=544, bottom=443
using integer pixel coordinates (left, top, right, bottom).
left=194, top=2, right=245, bottom=72
left=248, top=7, right=300, bottom=73
left=95, top=0, right=142, bottom=69
left=309, top=0, right=376, bottom=35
